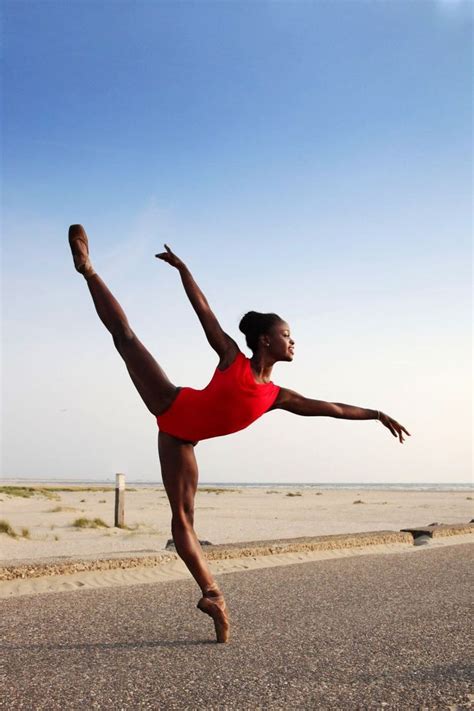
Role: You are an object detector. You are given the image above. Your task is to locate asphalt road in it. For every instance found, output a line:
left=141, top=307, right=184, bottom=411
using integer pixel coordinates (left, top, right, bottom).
left=1, top=544, right=473, bottom=710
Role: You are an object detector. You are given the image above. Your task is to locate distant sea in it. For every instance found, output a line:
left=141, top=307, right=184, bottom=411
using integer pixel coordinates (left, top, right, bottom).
left=2, top=478, right=472, bottom=492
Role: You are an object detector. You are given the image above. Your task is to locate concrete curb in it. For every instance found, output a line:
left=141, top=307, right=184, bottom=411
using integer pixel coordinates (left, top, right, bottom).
left=201, top=530, right=413, bottom=560
left=1, top=523, right=472, bottom=582
left=0, top=552, right=177, bottom=581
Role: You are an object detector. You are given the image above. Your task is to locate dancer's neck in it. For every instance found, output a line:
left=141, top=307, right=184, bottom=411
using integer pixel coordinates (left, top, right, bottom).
left=249, top=354, right=275, bottom=383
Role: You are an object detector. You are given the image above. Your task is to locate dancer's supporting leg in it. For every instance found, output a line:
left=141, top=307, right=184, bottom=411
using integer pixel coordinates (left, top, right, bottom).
left=69, top=225, right=229, bottom=642
left=159, top=432, right=230, bottom=643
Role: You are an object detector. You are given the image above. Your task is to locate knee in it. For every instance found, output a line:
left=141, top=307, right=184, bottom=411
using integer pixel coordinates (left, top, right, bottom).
left=112, top=326, right=135, bottom=348
left=172, top=507, right=195, bottom=533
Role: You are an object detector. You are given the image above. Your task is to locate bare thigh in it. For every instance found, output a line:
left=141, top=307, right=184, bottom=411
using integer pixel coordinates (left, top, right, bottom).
left=86, top=273, right=178, bottom=417
left=158, top=432, right=198, bottom=522
left=114, top=331, right=179, bottom=416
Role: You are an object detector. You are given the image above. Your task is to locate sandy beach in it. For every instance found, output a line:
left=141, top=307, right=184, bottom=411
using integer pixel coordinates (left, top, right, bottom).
left=1, top=483, right=472, bottom=563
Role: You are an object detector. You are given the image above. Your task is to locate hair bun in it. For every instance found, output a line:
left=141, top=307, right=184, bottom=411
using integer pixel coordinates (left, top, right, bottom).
left=239, top=311, right=260, bottom=336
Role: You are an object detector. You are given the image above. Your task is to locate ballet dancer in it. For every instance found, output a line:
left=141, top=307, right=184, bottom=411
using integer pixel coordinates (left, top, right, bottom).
left=68, top=224, right=410, bottom=643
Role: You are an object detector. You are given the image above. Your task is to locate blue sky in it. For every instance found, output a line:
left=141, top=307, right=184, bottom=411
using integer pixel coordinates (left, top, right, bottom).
left=2, top=0, right=472, bottom=483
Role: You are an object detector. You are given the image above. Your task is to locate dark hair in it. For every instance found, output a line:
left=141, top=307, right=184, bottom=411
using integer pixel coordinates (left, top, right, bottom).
left=239, top=311, right=283, bottom=352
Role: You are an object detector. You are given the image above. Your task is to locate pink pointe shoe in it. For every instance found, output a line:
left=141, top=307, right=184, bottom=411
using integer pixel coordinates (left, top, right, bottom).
left=197, top=590, right=230, bottom=643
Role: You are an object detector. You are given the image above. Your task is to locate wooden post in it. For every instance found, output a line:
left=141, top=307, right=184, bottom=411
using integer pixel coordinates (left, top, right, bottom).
left=114, top=473, right=125, bottom=528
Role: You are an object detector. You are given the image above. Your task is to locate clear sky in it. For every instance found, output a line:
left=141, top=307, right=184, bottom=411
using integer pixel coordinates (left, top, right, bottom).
left=2, top=0, right=472, bottom=484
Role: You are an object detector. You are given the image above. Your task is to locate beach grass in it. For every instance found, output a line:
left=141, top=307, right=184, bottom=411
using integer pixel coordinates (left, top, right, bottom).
left=0, top=485, right=137, bottom=497
left=56, top=486, right=114, bottom=492
left=0, top=486, right=60, bottom=500
left=72, top=517, right=109, bottom=529
left=123, top=523, right=165, bottom=535
left=200, top=487, right=241, bottom=494
left=0, top=519, right=18, bottom=537
left=0, top=520, right=31, bottom=538
left=286, top=492, right=302, bottom=497
left=49, top=505, right=78, bottom=513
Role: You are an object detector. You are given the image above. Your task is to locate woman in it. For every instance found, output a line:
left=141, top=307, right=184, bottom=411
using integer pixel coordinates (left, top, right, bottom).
left=68, top=224, right=410, bottom=644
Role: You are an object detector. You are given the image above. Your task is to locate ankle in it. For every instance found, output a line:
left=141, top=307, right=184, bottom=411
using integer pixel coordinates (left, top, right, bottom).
left=202, top=585, right=222, bottom=598
left=81, top=262, right=96, bottom=280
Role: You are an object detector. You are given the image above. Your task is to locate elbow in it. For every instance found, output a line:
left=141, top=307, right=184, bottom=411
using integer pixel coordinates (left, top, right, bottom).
left=330, top=403, right=345, bottom=418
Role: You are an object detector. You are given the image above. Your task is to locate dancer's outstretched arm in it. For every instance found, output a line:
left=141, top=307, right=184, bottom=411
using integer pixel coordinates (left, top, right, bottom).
left=273, top=388, right=410, bottom=444
left=156, top=245, right=239, bottom=360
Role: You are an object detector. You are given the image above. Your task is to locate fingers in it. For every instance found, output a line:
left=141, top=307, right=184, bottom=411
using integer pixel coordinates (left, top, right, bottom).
left=381, top=413, right=411, bottom=444
left=393, top=421, right=411, bottom=443
left=400, top=423, right=412, bottom=443
left=154, top=244, right=172, bottom=259
left=384, top=418, right=400, bottom=441
left=155, top=247, right=173, bottom=260
left=387, top=423, right=397, bottom=438
left=393, top=423, right=404, bottom=444
left=392, top=421, right=407, bottom=444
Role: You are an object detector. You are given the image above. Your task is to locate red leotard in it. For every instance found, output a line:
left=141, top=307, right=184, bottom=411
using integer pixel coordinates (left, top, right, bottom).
left=157, top=352, right=280, bottom=442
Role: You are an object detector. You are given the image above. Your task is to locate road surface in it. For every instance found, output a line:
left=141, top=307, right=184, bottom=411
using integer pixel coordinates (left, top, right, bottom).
left=1, top=543, right=472, bottom=709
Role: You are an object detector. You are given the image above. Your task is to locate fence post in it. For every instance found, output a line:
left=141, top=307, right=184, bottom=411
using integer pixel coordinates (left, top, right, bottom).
left=114, top=473, right=125, bottom=528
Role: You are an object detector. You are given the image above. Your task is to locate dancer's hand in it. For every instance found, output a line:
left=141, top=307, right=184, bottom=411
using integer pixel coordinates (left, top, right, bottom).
left=378, top=412, right=411, bottom=444
left=155, top=244, right=185, bottom=270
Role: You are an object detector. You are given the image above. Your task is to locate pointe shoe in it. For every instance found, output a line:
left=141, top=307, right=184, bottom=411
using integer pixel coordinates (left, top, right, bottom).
left=197, top=592, right=230, bottom=643
left=68, top=224, right=95, bottom=278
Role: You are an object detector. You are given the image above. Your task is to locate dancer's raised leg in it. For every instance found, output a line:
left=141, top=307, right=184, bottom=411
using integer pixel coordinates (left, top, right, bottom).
left=68, top=225, right=177, bottom=416
left=159, top=432, right=230, bottom=643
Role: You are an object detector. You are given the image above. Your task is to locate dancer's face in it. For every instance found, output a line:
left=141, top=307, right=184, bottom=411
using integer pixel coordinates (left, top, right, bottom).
left=263, top=321, right=295, bottom=362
